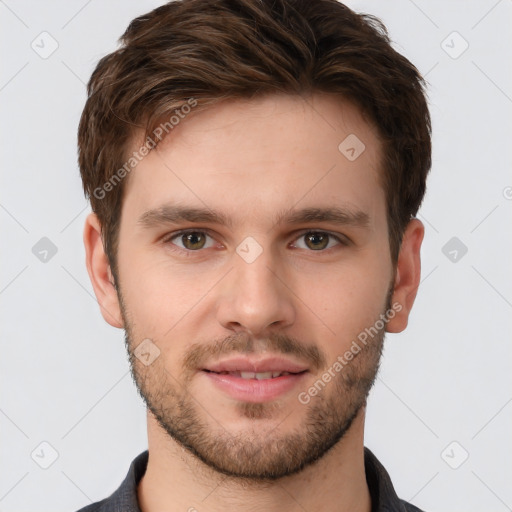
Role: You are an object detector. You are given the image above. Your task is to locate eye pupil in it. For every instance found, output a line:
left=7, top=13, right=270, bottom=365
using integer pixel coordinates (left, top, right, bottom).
left=305, top=232, right=329, bottom=250
left=183, top=232, right=205, bottom=250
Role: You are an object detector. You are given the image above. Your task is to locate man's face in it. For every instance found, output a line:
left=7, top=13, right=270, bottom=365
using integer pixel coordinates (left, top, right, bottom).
left=114, top=93, right=395, bottom=480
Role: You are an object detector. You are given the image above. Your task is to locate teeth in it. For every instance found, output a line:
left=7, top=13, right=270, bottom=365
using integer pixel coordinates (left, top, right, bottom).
left=237, top=371, right=291, bottom=379
left=255, top=371, right=272, bottom=380
left=211, top=370, right=296, bottom=378
left=240, top=371, right=273, bottom=380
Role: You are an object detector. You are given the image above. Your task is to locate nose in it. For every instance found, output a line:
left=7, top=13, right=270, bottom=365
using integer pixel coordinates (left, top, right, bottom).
left=215, top=246, right=296, bottom=336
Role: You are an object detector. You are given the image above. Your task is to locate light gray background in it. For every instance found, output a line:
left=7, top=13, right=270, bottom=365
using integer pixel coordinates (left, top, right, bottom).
left=1, top=1, right=511, bottom=511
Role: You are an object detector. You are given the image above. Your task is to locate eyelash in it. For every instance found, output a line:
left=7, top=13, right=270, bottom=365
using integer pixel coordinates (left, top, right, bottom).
left=161, top=229, right=349, bottom=254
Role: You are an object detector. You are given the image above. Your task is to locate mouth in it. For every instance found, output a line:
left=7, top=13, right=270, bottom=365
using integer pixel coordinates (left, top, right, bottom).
left=200, top=356, right=310, bottom=403
left=202, top=355, right=309, bottom=375
left=202, top=369, right=306, bottom=379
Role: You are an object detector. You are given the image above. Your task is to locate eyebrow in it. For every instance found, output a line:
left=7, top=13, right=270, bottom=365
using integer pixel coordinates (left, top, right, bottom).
left=137, top=204, right=370, bottom=230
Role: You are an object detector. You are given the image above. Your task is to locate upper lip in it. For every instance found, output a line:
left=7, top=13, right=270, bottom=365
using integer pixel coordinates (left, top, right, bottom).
left=203, top=356, right=309, bottom=374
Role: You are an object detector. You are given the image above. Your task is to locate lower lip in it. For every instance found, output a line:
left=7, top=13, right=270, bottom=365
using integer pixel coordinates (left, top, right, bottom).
left=201, top=371, right=308, bottom=403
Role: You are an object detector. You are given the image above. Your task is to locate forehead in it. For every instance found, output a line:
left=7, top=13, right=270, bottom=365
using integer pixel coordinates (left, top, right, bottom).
left=121, top=93, right=385, bottom=227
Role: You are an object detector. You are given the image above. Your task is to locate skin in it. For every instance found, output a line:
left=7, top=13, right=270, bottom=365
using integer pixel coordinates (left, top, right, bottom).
left=84, top=92, right=424, bottom=512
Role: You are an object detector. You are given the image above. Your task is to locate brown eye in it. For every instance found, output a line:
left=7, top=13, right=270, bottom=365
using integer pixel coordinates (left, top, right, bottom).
left=293, top=231, right=345, bottom=251
left=181, top=232, right=207, bottom=250
left=165, top=230, right=215, bottom=251
left=304, top=232, right=329, bottom=250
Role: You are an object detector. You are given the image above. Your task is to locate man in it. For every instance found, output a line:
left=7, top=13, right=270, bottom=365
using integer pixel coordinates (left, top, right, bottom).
left=77, top=0, right=431, bottom=510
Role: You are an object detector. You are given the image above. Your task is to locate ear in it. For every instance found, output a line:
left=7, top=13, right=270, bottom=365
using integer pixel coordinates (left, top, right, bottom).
left=83, top=212, right=124, bottom=328
left=386, top=218, right=424, bottom=333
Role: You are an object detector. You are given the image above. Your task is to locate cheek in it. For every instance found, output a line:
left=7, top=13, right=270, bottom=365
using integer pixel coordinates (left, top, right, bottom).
left=118, top=249, right=222, bottom=343
left=118, top=250, right=179, bottom=323
left=296, top=253, right=391, bottom=353
left=309, top=276, right=381, bottom=328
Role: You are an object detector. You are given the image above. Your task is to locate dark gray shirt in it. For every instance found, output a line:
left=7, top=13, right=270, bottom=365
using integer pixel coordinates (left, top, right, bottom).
left=74, top=447, right=425, bottom=512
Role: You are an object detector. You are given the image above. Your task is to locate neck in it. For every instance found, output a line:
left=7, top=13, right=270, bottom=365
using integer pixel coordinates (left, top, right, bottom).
left=137, top=407, right=371, bottom=512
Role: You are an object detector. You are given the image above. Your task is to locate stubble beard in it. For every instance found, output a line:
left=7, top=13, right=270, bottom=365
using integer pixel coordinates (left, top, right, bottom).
left=120, top=288, right=390, bottom=482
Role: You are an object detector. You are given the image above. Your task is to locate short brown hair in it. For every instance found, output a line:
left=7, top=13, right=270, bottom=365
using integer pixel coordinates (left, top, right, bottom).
left=78, top=0, right=431, bottom=282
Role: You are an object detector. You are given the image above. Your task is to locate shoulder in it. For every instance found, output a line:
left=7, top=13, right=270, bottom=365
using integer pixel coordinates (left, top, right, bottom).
left=364, top=447, right=427, bottom=512
left=73, top=499, right=109, bottom=512
left=399, top=499, right=426, bottom=511
left=71, top=450, right=149, bottom=512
